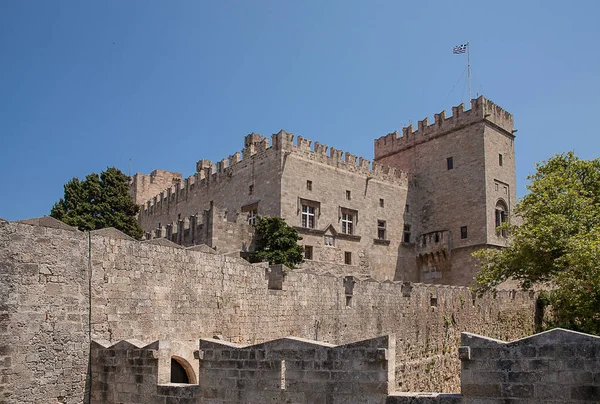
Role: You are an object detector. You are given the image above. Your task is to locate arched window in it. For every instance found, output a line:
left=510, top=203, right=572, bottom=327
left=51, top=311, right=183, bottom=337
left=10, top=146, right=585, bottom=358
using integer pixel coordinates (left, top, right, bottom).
left=170, top=357, right=193, bottom=384
left=495, top=200, right=508, bottom=237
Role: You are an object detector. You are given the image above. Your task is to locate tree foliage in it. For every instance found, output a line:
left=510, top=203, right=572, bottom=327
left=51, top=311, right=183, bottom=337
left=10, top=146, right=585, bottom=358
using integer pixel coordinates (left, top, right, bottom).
left=50, top=167, right=144, bottom=239
left=249, top=216, right=304, bottom=268
left=474, top=152, right=600, bottom=334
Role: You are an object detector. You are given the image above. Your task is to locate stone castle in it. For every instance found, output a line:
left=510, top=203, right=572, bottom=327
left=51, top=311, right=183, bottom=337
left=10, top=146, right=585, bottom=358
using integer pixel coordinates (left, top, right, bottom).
left=131, top=96, right=516, bottom=285
left=5, top=97, right=596, bottom=404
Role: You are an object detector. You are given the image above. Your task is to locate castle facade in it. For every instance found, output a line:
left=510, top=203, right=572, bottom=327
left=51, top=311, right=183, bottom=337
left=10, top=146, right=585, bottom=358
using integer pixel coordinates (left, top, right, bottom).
left=131, top=96, right=516, bottom=285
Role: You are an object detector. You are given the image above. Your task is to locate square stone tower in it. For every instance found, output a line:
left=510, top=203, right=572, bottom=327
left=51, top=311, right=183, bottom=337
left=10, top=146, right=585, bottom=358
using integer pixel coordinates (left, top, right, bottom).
left=374, top=96, right=516, bottom=285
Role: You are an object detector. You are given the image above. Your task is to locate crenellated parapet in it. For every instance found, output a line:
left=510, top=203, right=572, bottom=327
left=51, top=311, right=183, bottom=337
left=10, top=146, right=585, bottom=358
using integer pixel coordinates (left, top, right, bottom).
left=271, top=130, right=409, bottom=186
left=139, top=130, right=408, bottom=218
left=374, top=96, right=515, bottom=159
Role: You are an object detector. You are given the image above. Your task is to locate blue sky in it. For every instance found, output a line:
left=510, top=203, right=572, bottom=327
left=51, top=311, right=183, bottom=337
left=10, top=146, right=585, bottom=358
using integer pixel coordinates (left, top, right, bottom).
left=1, top=1, right=599, bottom=221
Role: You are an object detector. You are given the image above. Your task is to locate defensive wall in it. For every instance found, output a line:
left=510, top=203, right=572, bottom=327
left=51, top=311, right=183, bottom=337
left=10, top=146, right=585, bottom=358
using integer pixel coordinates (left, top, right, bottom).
left=90, top=329, right=600, bottom=404
left=0, top=218, right=537, bottom=403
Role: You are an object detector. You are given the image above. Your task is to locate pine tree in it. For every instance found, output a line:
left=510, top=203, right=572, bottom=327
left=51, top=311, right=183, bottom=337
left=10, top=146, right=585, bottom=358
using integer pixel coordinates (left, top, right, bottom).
left=51, top=167, right=144, bottom=239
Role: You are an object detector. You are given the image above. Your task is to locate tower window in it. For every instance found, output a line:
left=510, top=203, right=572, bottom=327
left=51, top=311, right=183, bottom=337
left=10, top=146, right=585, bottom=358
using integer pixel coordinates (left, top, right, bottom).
left=304, top=246, right=313, bottom=260
left=306, top=180, right=312, bottom=191
left=495, top=201, right=508, bottom=237
left=249, top=184, right=254, bottom=195
left=377, top=220, right=386, bottom=240
left=379, top=198, right=384, bottom=208
left=447, top=157, right=454, bottom=170
left=499, top=154, right=503, bottom=166
left=460, top=226, right=468, bottom=239
left=346, top=190, right=351, bottom=200
left=403, top=224, right=411, bottom=243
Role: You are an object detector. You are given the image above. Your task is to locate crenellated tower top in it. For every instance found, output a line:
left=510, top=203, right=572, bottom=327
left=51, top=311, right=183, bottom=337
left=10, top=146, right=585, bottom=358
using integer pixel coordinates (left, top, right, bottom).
left=374, top=96, right=514, bottom=160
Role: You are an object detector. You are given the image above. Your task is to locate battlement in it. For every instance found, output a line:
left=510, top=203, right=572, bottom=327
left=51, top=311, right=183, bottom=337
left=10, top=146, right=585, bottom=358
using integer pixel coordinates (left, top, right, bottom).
left=139, top=131, right=408, bottom=215
left=272, top=129, right=408, bottom=185
left=374, top=96, right=514, bottom=159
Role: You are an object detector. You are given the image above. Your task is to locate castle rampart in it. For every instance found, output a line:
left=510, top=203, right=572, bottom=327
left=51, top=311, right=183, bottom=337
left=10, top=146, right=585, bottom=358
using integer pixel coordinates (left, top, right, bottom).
left=0, top=219, right=537, bottom=403
left=374, top=96, right=514, bottom=160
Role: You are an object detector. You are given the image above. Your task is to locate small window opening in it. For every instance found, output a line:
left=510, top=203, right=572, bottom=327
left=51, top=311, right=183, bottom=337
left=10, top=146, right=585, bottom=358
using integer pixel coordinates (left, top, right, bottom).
left=344, top=251, right=352, bottom=265
left=249, top=184, right=254, bottom=195
left=304, top=246, right=313, bottom=260
left=345, top=295, right=353, bottom=307
left=405, top=204, right=409, bottom=213
left=499, top=154, right=503, bottom=166
left=430, top=294, right=438, bottom=307
left=460, top=226, right=468, bottom=239
left=403, top=224, right=411, bottom=243
left=170, top=358, right=190, bottom=384
left=280, top=360, right=286, bottom=390
left=379, top=198, right=384, bottom=208
left=447, top=157, right=454, bottom=170
left=346, top=190, right=351, bottom=200
left=306, top=180, right=312, bottom=191
left=177, top=213, right=181, bottom=220
left=377, top=220, right=386, bottom=240
left=434, top=233, right=440, bottom=243
left=495, top=183, right=499, bottom=191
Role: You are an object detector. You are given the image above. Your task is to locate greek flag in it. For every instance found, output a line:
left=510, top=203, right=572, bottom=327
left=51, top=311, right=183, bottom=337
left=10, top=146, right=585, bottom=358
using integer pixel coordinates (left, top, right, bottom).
left=453, top=44, right=467, bottom=54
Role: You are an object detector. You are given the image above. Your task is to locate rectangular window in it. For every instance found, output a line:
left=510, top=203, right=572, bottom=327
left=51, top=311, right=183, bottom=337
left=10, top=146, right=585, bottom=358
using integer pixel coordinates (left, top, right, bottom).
left=346, top=190, right=351, bottom=200
left=379, top=198, right=384, bottom=208
left=403, top=224, right=411, bottom=243
left=341, top=212, right=354, bottom=235
left=249, top=184, right=254, bottom=195
left=304, top=246, right=313, bottom=260
left=460, top=226, right=468, bottom=239
left=242, top=203, right=259, bottom=226
left=301, top=205, right=315, bottom=228
left=447, top=157, right=454, bottom=170
left=247, top=210, right=257, bottom=226
left=344, top=251, right=352, bottom=265
left=377, top=220, right=386, bottom=240
left=405, top=204, right=409, bottom=213
left=499, top=154, right=503, bottom=166
left=306, top=180, right=312, bottom=191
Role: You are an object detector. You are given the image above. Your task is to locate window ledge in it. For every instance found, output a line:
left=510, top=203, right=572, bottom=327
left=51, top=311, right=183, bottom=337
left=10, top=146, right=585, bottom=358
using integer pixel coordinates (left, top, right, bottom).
left=294, top=226, right=325, bottom=236
left=337, top=233, right=361, bottom=242
left=373, top=239, right=391, bottom=246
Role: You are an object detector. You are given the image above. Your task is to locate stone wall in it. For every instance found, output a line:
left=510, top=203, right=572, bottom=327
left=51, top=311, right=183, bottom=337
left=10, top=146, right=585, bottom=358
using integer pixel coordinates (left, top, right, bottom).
left=91, top=335, right=394, bottom=404
left=0, top=220, right=538, bottom=403
left=387, top=328, right=600, bottom=404
left=459, top=328, right=600, bottom=403
left=0, top=218, right=90, bottom=404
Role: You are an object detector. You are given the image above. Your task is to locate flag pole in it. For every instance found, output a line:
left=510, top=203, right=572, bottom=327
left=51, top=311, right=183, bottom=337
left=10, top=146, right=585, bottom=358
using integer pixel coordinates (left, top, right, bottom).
left=467, top=41, right=471, bottom=101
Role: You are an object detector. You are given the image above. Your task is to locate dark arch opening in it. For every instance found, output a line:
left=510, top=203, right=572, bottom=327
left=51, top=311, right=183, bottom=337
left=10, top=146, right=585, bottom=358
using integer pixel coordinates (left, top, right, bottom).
left=170, top=358, right=190, bottom=384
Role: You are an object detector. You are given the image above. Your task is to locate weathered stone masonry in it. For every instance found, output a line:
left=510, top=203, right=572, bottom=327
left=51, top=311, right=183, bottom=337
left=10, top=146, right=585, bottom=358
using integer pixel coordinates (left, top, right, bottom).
left=0, top=219, right=537, bottom=403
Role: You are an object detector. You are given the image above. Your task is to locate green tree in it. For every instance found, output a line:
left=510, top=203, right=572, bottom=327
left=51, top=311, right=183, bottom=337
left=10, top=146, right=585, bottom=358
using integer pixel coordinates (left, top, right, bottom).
left=249, top=216, right=304, bottom=268
left=50, top=167, right=144, bottom=239
left=474, top=152, right=600, bottom=335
